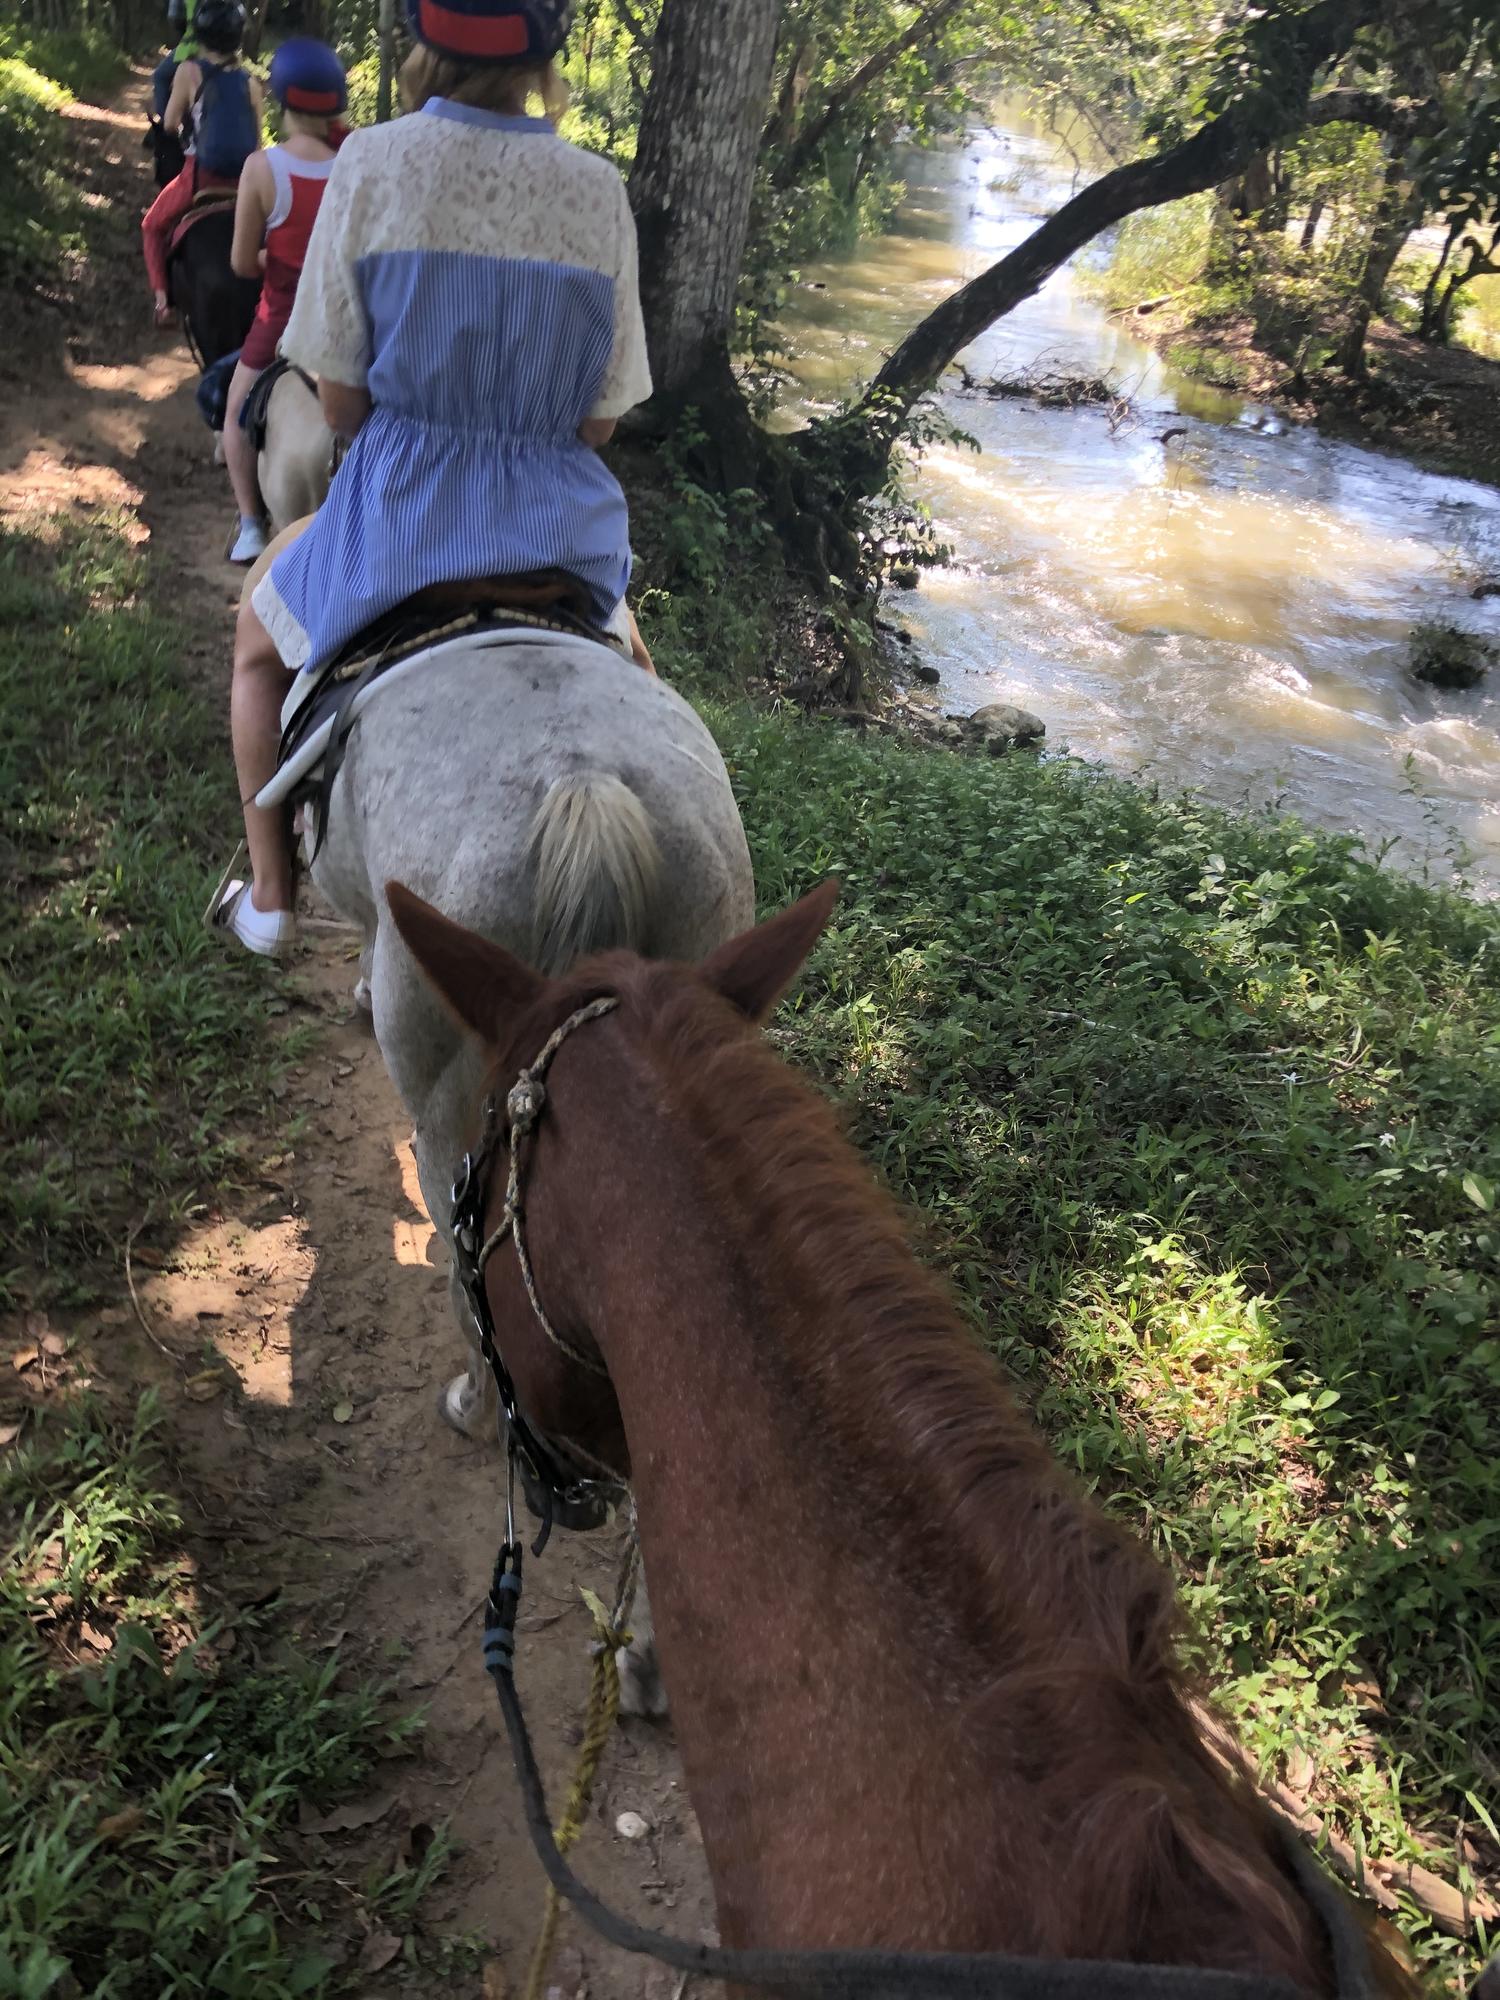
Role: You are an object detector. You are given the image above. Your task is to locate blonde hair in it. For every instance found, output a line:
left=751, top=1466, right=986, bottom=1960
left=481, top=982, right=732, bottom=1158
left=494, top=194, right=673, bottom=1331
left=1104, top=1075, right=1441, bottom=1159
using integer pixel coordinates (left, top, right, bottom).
left=282, top=106, right=339, bottom=140
left=399, top=46, right=568, bottom=122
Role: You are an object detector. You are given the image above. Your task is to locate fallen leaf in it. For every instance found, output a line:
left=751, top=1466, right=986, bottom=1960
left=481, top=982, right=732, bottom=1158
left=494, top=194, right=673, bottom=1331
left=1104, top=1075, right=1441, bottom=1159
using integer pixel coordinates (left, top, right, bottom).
left=317, top=1625, right=350, bottom=1652
left=95, top=1806, right=146, bottom=1843
left=41, top=1330, right=69, bottom=1358
left=331, top=1400, right=354, bottom=1424
left=357, top=1932, right=402, bottom=1975
left=0, top=1421, right=24, bottom=1447
left=79, top=1621, right=113, bottom=1653
left=184, top=1371, right=225, bottom=1403
left=11, top=1349, right=38, bottom=1373
left=298, top=1795, right=397, bottom=1836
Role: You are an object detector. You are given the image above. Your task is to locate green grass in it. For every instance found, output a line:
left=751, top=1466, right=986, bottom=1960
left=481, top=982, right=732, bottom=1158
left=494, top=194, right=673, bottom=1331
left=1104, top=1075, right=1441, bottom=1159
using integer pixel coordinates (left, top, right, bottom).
left=0, top=25, right=123, bottom=283
left=0, top=518, right=289, bottom=1308
left=710, top=710, right=1500, bottom=1984
left=0, top=1395, right=431, bottom=1998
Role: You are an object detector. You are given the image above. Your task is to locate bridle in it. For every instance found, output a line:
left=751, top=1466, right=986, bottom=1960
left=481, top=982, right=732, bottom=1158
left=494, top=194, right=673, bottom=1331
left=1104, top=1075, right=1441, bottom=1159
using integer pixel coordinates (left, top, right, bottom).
left=449, top=993, right=627, bottom=1556
left=455, top=999, right=1386, bottom=2000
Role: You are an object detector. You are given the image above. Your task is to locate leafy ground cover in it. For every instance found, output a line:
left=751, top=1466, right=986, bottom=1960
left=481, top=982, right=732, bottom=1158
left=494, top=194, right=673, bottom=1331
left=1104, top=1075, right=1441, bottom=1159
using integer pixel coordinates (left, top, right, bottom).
left=1, top=514, right=456, bottom=1993
left=711, top=708, right=1500, bottom=1985
left=0, top=518, right=287, bottom=1308
left=0, top=23, right=123, bottom=285
left=0, top=1395, right=442, bottom=2000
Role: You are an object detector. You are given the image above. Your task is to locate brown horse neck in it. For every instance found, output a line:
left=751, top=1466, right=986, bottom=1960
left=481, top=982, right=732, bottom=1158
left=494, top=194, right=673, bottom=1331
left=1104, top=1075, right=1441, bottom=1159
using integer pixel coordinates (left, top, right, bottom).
left=529, top=984, right=1344, bottom=1990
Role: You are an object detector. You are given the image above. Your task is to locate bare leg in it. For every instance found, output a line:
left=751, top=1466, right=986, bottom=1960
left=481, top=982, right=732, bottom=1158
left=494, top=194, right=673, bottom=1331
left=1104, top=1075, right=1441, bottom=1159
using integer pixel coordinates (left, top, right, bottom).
left=230, top=594, right=295, bottom=915
left=223, top=360, right=264, bottom=524
left=627, top=606, right=656, bottom=676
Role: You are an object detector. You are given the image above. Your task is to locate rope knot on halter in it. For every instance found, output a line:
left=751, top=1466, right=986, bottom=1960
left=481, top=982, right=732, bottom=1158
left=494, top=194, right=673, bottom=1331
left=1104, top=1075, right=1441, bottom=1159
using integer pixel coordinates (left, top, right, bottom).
left=507, top=1073, right=546, bottom=1139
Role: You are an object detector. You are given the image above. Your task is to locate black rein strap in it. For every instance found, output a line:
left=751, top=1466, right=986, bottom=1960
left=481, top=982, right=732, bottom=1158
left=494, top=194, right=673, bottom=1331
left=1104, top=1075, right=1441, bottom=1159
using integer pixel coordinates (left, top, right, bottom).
left=483, top=1556, right=1372, bottom=2000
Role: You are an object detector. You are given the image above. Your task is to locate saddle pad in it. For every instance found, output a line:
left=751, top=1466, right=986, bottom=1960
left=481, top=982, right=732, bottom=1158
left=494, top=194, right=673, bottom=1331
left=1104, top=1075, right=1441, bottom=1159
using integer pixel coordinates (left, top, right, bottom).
left=240, top=356, right=315, bottom=452
left=255, top=626, right=605, bottom=814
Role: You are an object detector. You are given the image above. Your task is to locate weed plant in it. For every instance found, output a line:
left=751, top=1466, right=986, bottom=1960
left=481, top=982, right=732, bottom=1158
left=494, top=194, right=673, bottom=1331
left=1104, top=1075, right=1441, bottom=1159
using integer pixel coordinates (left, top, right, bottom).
left=0, top=1396, right=423, bottom=1997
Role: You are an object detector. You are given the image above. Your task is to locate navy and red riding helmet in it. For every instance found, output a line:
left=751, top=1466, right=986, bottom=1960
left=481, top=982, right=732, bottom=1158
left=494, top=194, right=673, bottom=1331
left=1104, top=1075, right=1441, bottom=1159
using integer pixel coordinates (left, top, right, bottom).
left=267, top=37, right=348, bottom=115
left=405, top=0, right=573, bottom=67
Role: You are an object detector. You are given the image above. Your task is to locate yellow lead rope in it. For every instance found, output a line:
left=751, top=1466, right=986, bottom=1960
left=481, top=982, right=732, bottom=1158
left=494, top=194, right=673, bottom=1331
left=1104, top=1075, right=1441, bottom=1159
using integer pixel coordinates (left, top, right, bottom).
left=522, top=1536, right=640, bottom=2000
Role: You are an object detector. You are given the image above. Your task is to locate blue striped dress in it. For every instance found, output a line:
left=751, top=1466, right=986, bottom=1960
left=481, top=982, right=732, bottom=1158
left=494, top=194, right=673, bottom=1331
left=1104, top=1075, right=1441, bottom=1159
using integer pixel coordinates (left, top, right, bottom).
left=252, top=99, right=653, bottom=673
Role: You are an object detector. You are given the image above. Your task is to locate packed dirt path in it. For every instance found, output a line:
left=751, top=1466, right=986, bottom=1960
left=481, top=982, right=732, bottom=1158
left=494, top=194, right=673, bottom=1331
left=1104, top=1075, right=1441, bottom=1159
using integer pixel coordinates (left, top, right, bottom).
left=2, top=72, right=716, bottom=1999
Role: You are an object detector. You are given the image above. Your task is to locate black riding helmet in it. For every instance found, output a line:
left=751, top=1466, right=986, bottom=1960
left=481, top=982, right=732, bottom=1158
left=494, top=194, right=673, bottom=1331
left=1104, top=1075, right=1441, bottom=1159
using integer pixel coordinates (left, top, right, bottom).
left=194, top=0, right=246, bottom=54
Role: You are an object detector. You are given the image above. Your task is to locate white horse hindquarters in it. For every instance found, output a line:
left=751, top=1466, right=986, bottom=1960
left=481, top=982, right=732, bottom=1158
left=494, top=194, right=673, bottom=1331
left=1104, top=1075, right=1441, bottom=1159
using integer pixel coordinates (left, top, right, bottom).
left=258, top=368, right=339, bottom=538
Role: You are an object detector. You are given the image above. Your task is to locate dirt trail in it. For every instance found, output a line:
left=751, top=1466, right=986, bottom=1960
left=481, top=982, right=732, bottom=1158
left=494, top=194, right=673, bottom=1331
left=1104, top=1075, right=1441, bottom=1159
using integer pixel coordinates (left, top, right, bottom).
left=3, top=73, right=714, bottom=1999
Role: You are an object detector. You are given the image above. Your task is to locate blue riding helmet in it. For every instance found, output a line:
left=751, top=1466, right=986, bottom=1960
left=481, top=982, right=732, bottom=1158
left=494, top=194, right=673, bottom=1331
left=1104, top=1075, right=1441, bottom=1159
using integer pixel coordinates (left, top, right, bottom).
left=268, top=37, right=348, bottom=115
left=405, top=0, right=573, bottom=66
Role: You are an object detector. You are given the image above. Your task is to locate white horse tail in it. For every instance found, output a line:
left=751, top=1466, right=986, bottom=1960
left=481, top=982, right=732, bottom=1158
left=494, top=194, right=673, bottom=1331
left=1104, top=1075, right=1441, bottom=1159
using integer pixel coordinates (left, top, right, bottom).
left=527, top=774, right=663, bottom=974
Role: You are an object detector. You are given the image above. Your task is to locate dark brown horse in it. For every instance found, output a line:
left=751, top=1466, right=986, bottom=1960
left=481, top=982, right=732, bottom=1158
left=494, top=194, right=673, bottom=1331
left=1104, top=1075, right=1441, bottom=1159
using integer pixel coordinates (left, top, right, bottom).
left=386, top=878, right=1415, bottom=1997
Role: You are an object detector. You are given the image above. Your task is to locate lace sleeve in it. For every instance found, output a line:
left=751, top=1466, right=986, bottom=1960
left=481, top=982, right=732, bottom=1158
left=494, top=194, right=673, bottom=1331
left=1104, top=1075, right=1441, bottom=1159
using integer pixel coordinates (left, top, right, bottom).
left=281, top=140, right=372, bottom=388
left=589, top=170, right=653, bottom=421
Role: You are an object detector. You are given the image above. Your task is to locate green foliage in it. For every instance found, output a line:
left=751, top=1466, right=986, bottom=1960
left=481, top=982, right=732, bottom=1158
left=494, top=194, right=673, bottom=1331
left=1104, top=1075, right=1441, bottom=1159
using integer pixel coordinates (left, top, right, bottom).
left=0, top=519, right=291, bottom=1306
left=0, top=41, right=74, bottom=278
left=708, top=706, right=1500, bottom=1984
left=0, top=1396, right=424, bottom=1998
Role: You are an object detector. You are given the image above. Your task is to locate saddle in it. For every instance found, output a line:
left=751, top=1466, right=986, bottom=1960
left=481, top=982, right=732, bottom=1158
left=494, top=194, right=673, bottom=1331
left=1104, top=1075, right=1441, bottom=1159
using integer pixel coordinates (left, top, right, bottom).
left=239, top=356, right=317, bottom=454
left=168, top=186, right=237, bottom=261
left=259, top=574, right=623, bottom=854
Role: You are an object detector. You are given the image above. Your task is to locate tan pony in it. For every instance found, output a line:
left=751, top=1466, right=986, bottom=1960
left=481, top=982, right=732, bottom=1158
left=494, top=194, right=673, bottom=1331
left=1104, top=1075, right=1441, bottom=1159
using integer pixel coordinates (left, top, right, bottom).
left=385, top=878, right=1417, bottom=1997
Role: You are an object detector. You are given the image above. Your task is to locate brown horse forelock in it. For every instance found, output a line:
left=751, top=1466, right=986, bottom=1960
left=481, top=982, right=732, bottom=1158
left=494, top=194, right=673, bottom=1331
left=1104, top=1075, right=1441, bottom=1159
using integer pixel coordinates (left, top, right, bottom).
left=480, top=954, right=1410, bottom=1994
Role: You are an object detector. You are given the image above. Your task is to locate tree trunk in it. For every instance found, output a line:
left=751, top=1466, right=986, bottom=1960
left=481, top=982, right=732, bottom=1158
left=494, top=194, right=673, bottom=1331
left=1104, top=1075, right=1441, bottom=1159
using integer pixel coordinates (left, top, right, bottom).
left=1419, top=220, right=1462, bottom=340
left=376, top=0, right=396, bottom=123
left=628, top=0, right=780, bottom=401
left=1335, top=154, right=1420, bottom=377
left=1300, top=196, right=1326, bottom=252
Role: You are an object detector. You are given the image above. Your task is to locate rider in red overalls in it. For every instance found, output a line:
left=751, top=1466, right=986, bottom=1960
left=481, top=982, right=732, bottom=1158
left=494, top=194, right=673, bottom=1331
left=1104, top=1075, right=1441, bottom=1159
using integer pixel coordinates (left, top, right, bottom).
left=222, top=38, right=347, bottom=563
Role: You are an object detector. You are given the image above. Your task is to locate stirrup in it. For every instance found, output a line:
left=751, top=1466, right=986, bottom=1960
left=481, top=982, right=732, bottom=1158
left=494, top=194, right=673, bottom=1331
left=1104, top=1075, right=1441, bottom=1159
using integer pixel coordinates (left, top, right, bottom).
left=203, top=841, right=248, bottom=932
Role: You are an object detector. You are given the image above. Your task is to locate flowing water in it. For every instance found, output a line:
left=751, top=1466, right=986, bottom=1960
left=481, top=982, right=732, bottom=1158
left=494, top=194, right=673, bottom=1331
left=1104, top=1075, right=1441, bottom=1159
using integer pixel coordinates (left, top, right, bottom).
left=776, top=109, right=1500, bottom=894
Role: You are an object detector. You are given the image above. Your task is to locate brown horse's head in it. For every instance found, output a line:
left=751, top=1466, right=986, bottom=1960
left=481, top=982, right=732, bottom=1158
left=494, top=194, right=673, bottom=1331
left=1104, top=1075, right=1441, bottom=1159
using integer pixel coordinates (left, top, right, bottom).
left=384, top=877, right=838, bottom=1488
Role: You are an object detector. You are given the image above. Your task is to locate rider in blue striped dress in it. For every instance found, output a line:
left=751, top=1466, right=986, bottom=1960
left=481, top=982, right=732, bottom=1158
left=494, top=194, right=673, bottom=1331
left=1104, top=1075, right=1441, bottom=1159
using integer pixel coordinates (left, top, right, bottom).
left=218, top=0, right=653, bottom=960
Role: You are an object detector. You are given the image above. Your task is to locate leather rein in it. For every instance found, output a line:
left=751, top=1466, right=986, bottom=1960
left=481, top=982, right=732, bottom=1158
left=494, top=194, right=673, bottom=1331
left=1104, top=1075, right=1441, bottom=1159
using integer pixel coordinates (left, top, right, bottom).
left=455, top=1001, right=1384, bottom=2000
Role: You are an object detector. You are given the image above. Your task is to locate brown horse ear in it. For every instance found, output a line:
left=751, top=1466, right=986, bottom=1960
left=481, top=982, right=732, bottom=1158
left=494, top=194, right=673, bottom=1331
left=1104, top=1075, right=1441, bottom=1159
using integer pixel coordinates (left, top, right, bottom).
left=385, top=880, right=544, bottom=1043
left=699, top=880, right=839, bottom=1023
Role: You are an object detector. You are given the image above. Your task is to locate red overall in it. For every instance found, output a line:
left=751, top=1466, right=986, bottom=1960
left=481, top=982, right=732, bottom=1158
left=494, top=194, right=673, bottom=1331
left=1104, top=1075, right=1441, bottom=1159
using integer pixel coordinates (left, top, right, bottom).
left=239, top=146, right=336, bottom=371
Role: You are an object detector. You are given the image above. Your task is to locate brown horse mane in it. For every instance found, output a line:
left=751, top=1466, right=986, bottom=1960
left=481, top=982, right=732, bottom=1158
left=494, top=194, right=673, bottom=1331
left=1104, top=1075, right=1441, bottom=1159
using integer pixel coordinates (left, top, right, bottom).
left=531, top=951, right=1406, bottom=1991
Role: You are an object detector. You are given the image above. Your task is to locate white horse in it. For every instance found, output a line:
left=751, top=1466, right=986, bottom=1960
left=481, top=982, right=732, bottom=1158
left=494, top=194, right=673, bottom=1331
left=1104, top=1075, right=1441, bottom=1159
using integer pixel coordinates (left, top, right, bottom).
left=256, top=367, right=340, bottom=535
left=269, top=625, right=755, bottom=1708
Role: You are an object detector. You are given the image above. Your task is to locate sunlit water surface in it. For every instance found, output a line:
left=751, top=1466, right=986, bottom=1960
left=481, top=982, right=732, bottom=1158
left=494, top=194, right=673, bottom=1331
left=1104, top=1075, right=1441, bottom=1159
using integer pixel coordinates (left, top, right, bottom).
left=774, top=110, right=1500, bottom=894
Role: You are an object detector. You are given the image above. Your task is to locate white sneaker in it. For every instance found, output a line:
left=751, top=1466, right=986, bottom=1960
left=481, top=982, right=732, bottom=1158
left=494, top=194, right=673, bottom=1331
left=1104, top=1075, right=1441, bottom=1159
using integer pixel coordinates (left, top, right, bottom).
left=213, top=880, right=295, bottom=958
left=228, top=516, right=268, bottom=565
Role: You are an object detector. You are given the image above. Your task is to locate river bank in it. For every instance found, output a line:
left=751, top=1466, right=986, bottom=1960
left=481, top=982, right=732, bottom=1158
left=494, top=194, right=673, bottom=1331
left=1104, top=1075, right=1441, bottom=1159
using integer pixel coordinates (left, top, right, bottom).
left=1114, top=291, right=1500, bottom=492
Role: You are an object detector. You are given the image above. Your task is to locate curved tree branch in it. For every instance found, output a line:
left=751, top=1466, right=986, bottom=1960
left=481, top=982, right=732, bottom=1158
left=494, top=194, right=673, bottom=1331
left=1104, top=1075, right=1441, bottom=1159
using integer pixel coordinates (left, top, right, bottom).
left=826, top=0, right=1396, bottom=454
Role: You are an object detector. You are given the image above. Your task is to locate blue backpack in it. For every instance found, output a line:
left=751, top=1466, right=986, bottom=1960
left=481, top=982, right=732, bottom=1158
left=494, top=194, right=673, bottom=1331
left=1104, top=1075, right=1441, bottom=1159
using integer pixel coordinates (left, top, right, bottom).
left=193, top=63, right=257, bottom=180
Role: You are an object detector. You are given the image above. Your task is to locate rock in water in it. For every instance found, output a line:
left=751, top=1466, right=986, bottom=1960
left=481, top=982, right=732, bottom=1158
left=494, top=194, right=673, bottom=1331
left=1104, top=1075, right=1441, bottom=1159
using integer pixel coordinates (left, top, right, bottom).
left=1409, top=621, right=1494, bottom=690
left=914, top=662, right=941, bottom=685
left=964, top=703, right=1046, bottom=750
